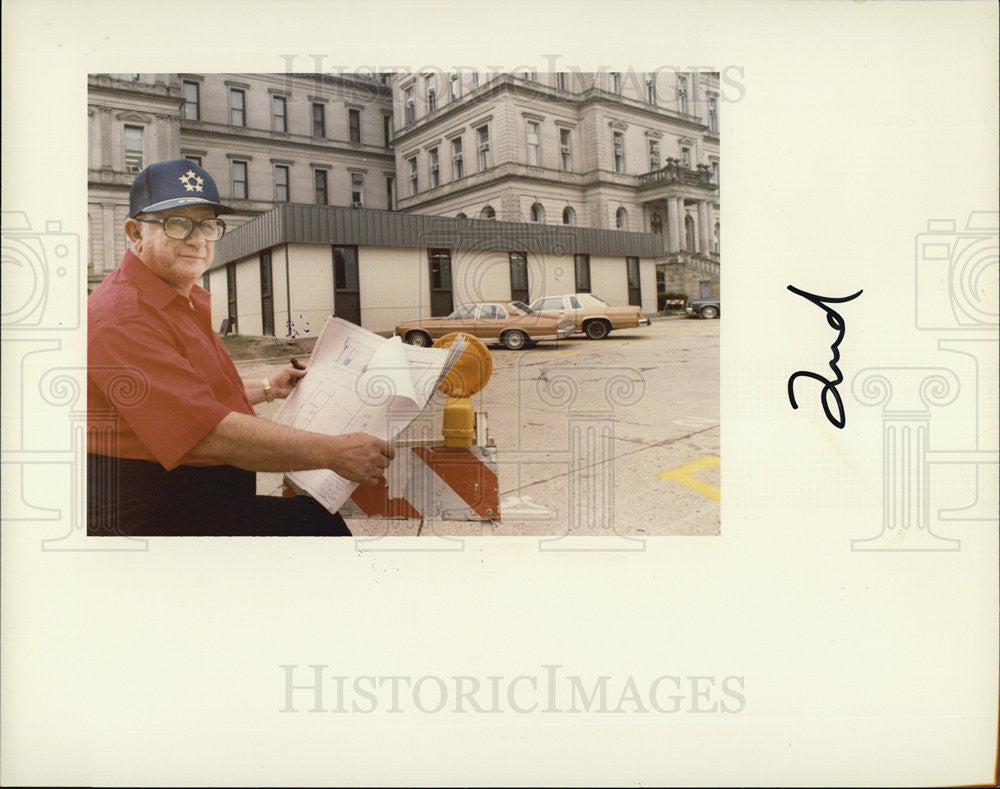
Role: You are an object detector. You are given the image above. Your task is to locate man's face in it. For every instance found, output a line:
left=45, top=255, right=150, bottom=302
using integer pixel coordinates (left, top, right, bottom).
left=126, top=205, right=218, bottom=295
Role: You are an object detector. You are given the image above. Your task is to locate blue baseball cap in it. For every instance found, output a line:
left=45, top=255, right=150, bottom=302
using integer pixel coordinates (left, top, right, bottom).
left=129, top=158, right=235, bottom=218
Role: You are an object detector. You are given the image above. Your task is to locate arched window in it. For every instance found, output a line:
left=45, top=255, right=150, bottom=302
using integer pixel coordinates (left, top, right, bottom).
left=562, top=206, right=575, bottom=225
left=481, top=205, right=496, bottom=220
left=713, top=221, right=720, bottom=254
left=684, top=214, right=695, bottom=251
left=650, top=214, right=663, bottom=234
left=456, top=212, right=467, bottom=220
left=615, top=207, right=628, bottom=230
left=530, top=203, right=544, bottom=223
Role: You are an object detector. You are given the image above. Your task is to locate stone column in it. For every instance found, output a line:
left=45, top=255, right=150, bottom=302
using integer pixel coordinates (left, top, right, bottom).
left=665, top=197, right=681, bottom=254
left=706, top=203, right=717, bottom=254
left=99, top=107, right=112, bottom=171
left=697, top=200, right=710, bottom=254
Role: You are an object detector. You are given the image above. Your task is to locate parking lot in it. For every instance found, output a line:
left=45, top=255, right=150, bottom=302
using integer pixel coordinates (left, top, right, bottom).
left=239, top=315, right=720, bottom=538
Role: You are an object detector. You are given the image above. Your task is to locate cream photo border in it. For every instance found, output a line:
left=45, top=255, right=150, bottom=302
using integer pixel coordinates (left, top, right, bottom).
left=2, top=1, right=997, bottom=786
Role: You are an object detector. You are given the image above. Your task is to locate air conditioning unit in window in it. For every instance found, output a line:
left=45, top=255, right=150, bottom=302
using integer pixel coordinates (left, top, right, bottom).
left=352, top=201, right=363, bottom=208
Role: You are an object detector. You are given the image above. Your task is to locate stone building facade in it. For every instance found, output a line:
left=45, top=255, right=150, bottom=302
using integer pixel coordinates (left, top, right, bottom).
left=88, top=70, right=721, bottom=301
left=87, top=72, right=395, bottom=290
left=390, top=70, right=721, bottom=300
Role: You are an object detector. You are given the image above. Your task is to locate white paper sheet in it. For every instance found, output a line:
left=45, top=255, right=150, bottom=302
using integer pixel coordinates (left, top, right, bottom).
left=273, top=317, right=465, bottom=512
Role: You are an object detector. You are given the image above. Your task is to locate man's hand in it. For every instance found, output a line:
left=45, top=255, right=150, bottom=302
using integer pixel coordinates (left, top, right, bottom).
left=327, top=432, right=396, bottom=487
left=270, top=363, right=307, bottom=399
left=243, top=364, right=306, bottom=405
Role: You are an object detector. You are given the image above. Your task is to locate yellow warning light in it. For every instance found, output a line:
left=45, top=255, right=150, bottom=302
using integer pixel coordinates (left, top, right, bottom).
left=433, top=333, right=493, bottom=397
left=433, top=333, right=493, bottom=447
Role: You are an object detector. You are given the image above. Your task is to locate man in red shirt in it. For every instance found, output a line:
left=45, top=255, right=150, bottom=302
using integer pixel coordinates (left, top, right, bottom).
left=88, top=159, right=393, bottom=536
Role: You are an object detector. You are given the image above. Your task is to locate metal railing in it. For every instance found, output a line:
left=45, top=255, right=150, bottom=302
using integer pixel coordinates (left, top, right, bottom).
left=638, top=160, right=717, bottom=188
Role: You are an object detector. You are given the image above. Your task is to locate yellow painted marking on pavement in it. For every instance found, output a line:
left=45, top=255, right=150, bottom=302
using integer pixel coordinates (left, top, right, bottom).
left=658, top=455, right=720, bottom=502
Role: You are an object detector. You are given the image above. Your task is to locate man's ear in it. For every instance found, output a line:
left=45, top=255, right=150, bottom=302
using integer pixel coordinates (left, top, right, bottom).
left=124, top=218, right=143, bottom=251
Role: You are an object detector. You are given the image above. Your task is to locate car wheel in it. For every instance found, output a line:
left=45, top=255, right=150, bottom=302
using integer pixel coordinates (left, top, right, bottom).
left=501, top=330, right=528, bottom=350
left=700, top=306, right=719, bottom=319
left=406, top=331, right=432, bottom=347
left=584, top=320, right=610, bottom=340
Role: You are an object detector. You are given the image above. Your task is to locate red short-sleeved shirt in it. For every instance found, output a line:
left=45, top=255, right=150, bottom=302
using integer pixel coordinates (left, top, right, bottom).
left=88, top=251, right=254, bottom=470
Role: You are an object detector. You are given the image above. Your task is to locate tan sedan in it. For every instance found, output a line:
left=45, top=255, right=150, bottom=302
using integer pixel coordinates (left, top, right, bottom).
left=395, top=301, right=575, bottom=350
left=528, top=293, right=652, bottom=339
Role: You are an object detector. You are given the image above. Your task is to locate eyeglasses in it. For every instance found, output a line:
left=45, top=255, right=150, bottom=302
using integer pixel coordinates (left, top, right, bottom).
left=137, top=216, right=226, bottom=241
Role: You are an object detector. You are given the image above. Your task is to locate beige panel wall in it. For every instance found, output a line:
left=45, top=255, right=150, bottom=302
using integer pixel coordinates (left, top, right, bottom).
left=214, top=242, right=656, bottom=334
left=522, top=251, right=551, bottom=304
left=235, top=256, right=262, bottom=336
left=537, top=252, right=575, bottom=298
left=452, top=249, right=511, bottom=305
left=597, top=254, right=662, bottom=310
left=207, top=266, right=228, bottom=325
left=358, top=245, right=429, bottom=333
left=286, top=243, right=334, bottom=336
left=591, top=255, right=629, bottom=304
left=640, top=258, right=658, bottom=314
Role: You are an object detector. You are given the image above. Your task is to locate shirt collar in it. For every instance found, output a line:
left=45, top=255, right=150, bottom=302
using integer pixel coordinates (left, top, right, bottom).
left=120, top=249, right=191, bottom=311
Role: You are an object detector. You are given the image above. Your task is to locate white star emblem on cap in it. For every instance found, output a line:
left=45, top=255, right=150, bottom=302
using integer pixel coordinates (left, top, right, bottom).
left=178, top=170, right=199, bottom=192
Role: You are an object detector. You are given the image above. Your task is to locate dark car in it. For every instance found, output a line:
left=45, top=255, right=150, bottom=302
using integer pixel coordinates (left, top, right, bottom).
left=686, top=297, right=720, bottom=319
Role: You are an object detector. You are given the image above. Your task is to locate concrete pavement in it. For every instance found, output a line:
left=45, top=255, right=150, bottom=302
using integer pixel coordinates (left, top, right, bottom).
left=236, top=315, right=720, bottom=537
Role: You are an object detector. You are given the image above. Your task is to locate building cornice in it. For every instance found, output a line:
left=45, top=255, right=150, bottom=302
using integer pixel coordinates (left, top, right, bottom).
left=391, top=73, right=711, bottom=146
left=579, top=88, right=709, bottom=132
left=179, top=120, right=395, bottom=161
left=87, top=80, right=183, bottom=108
left=396, top=161, right=718, bottom=211
left=285, top=72, right=392, bottom=96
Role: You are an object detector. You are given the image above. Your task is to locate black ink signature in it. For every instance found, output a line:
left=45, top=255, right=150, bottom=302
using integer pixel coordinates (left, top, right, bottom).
left=787, top=285, right=863, bottom=429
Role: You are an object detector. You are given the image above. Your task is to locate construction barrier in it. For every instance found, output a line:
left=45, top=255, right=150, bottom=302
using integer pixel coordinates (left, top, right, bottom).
left=342, top=440, right=499, bottom=521
left=284, top=332, right=500, bottom=524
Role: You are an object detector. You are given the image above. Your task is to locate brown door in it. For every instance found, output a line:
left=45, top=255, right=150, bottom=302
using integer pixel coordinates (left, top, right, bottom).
left=259, top=250, right=274, bottom=335
left=429, top=248, right=454, bottom=317
left=333, top=246, right=361, bottom=326
left=509, top=252, right=529, bottom=303
left=627, top=257, right=642, bottom=307
left=226, top=263, right=238, bottom=333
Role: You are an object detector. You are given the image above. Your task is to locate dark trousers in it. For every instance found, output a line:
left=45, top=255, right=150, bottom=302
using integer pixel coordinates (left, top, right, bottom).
left=87, top=454, right=351, bottom=536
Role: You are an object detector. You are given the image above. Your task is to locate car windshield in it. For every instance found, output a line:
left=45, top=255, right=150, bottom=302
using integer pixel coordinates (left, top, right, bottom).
left=529, top=297, right=563, bottom=312
left=508, top=301, right=533, bottom=315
